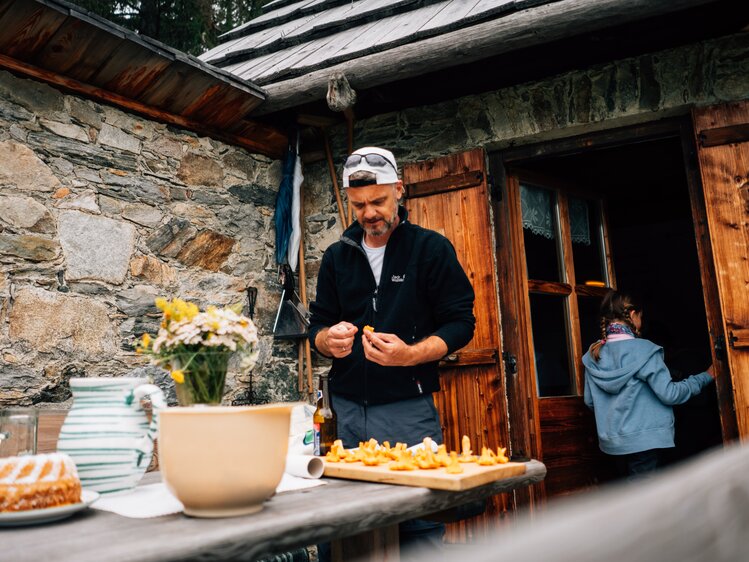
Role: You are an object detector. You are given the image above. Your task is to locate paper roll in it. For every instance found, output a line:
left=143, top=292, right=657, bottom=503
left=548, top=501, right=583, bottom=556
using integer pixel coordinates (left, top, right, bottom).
left=284, top=454, right=324, bottom=479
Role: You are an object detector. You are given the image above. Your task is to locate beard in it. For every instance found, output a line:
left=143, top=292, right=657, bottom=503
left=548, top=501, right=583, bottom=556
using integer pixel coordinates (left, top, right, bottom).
left=361, top=206, right=398, bottom=238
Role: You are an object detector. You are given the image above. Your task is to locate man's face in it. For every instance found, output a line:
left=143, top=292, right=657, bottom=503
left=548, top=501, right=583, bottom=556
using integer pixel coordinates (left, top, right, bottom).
left=347, top=182, right=403, bottom=239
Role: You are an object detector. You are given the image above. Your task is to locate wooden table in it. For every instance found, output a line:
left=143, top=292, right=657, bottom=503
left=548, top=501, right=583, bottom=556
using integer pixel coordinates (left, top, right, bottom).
left=4, top=461, right=545, bottom=562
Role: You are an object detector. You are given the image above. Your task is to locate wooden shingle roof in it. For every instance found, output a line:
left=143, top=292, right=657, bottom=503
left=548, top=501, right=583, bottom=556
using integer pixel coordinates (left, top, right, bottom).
left=201, top=0, right=527, bottom=85
left=200, top=0, right=725, bottom=116
left=201, top=0, right=524, bottom=84
left=0, top=0, right=287, bottom=157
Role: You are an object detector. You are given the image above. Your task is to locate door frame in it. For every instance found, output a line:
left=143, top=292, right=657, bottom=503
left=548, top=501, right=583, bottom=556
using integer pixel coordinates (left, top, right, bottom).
left=488, top=116, right=738, bottom=501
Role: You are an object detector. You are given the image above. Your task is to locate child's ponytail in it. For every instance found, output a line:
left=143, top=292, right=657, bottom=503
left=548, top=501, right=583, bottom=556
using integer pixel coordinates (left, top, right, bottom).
left=589, top=290, right=642, bottom=362
left=589, top=316, right=608, bottom=361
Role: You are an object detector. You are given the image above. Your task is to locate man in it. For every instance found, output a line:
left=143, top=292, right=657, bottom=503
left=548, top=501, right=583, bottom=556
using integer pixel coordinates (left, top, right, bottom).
left=309, top=146, right=476, bottom=554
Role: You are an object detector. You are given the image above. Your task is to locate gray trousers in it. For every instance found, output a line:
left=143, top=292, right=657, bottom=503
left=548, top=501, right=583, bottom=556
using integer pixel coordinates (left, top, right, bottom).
left=328, top=393, right=446, bottom=559
left=331, top=393, right=444, bottom=448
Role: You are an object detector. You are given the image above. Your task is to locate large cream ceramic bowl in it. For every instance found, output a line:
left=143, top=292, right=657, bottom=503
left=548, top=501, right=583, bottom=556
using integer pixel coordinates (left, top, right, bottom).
left=158, top=403, right=295, bottom=518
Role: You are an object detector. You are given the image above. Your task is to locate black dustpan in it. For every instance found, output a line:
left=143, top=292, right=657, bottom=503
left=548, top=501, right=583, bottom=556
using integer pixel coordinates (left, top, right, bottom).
left=273, top=265, right=310, bottom=340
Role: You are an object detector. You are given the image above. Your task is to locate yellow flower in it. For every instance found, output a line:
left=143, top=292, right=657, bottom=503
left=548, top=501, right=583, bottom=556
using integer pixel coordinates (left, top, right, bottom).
left=135, top=333, right=152, bottom=354
left=170, top=369, right=185, bottom=384
left=156, top=297, right=199, bottom=324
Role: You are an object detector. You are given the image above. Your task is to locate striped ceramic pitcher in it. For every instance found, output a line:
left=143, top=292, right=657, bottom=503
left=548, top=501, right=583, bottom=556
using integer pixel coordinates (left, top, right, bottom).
left=57, top=377, right=166, bottom=494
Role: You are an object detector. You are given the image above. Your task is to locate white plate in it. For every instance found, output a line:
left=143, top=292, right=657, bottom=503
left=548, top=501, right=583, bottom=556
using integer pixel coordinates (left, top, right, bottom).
left=0, top=489, right=99, bottom=527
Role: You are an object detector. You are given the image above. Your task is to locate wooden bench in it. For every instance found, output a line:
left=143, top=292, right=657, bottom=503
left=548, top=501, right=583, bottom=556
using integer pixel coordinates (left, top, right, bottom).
left=37, top=410, right=68, bottom=454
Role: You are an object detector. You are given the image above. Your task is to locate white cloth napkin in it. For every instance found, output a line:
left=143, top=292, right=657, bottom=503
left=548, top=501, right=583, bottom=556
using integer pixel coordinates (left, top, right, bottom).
left=91, top=483, right=184, bottom=518
left=92, top=455, right=326, bottom=518
left=276, top=472, right=326, bottom=494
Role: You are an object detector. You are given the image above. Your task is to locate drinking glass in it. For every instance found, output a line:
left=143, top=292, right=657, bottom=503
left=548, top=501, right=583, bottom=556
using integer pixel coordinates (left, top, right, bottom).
left=0, top=408, right=38, bottom=457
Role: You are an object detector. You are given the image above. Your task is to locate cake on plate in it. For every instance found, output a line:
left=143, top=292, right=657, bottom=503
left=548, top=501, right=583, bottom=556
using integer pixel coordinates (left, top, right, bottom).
left=0, top=452, right=82, bottom=512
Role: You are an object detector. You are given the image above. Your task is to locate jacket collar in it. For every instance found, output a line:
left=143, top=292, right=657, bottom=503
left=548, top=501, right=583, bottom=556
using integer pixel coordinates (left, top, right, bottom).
left=341, top=205, right=409, bottom=246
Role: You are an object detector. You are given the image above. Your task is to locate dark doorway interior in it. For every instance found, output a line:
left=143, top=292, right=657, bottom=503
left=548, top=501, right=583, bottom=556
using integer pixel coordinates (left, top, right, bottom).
left=522, top=136, right=723, bottom=469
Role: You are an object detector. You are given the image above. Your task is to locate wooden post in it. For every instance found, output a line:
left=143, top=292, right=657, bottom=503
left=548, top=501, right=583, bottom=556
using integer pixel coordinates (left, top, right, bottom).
left=343, top=107, right=355, bottom=225
left=298, top=193, right=314, bottom=397
left=297, top=341, right=304, bottom=393
left=322, top=128, right=348, bottom=229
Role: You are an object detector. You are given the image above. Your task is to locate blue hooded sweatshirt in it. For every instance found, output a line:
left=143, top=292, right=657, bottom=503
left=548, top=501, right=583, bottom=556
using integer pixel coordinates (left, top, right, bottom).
left=582, top=338, right=713, bottom=455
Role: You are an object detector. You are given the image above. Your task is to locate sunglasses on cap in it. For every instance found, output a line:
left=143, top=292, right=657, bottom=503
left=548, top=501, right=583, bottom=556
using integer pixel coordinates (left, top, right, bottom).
left=343, top=153, right=397, bottom=171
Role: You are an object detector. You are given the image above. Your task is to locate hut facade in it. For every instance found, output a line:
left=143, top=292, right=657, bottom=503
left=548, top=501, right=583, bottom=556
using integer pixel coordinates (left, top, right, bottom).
left=202, top=0, right=749, bottom=533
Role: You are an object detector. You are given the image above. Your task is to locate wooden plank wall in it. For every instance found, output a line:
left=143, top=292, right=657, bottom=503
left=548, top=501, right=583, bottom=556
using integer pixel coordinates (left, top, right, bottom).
left=693, top=101, right=749, bottom=441
left=538, top=398, right=616, bottom=497
left=404, top=149, right=512, bottom=541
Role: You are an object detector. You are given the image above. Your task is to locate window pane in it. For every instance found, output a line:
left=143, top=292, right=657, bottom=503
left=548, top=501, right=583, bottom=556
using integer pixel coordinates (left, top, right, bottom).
left=529, top=293, right=574, bottom=397
left=578, top=295, right=604, bottom=353
left=521, top=184, right=562, bottom=281
left=570, top=197, right=607, bottom=286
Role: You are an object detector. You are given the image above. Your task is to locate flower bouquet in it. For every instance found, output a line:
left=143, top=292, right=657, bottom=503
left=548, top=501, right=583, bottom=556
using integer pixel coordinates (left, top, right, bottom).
left=138, top=298, right=259, bottom=405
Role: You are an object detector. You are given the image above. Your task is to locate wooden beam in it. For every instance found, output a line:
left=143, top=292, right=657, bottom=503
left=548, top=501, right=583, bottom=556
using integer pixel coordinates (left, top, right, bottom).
left=296, top=113, right=340, bottom=127
left=527, top=280, right=573, bottom=295
left=0, top=52, right=287, bottom=159
left=405, top=171, right=483, bottom=198
left=698, top=123, right=749, bottom=147
left=439, top=347, right=498, bottom=368
left=253, top=0, right=716, bottom=115
left=730, top=329, right=749, bottom=349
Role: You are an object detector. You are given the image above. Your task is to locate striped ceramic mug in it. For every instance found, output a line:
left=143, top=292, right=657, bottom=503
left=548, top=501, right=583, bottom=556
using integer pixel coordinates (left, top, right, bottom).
left=57, top=377, right=166, bottom=494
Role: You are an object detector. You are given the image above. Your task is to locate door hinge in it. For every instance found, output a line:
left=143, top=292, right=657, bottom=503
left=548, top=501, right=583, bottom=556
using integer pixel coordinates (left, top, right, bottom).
left=729, top=329, right=749, bottom=349
left=714, top=334, right=727, bottom=361
left=502, top=351, right=517, bottom=375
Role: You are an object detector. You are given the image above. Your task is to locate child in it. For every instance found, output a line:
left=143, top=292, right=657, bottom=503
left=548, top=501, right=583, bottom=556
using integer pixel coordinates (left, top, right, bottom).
left=582, top=290, right=715, bottom=479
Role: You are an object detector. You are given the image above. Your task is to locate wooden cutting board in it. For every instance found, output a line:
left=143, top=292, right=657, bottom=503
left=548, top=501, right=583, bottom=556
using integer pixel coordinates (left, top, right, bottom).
left=322, top=460, right=526, bottom=491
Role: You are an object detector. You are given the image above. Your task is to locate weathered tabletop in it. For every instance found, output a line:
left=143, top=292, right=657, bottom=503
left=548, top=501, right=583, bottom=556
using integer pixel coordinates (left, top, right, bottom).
left=4, top=461, right=546, bottom=562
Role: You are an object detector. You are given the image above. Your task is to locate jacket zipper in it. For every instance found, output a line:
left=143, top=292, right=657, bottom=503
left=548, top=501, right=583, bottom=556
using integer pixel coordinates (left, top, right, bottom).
left=366, top=286, right=378, bottom=405
left=412, top=324, right=422, bottom=394
left=343, top=234, right=378, bottom=406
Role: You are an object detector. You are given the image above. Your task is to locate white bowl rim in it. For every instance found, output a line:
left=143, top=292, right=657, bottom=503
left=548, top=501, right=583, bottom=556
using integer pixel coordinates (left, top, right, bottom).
left=160, top=402, right=304, bottom=415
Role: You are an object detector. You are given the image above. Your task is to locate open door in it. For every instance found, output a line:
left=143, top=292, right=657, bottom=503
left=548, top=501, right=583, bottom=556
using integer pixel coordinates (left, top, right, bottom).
left=693, top=101, right=749, bottom=440
left=494, top=169, right=616, bottom=500
left=489, top=119, right=729, bottom=502
left=402, top=150, right=511, bottom=541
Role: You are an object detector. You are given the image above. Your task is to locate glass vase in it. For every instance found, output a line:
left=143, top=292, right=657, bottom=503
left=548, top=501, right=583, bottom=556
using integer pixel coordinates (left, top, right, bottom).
left=173, top=350, right=233, bottom=406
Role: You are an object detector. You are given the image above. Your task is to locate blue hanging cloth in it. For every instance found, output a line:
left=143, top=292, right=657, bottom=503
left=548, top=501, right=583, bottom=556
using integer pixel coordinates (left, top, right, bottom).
left=274, top=135, right=297, bottom=265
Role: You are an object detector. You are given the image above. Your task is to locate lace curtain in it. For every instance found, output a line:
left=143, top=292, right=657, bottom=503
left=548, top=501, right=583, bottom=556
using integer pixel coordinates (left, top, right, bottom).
left=520, top=184, right=591, bottom=246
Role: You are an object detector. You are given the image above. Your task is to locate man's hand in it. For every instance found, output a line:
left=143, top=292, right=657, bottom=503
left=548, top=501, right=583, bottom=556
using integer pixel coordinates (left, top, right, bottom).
left=362, top=331, right=415, bottom=366
left=316, top=322, right=358, bottom=358
left=362, top=330, right=448, bottom=367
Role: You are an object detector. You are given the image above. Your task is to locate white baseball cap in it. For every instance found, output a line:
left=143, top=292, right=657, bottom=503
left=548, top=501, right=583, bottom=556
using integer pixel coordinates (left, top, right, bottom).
left=342, top=147, right=399, bottom=188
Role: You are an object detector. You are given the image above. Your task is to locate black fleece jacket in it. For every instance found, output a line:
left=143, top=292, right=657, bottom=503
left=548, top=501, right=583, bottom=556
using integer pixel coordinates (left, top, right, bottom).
left=308, top=206, right=475, bottom=404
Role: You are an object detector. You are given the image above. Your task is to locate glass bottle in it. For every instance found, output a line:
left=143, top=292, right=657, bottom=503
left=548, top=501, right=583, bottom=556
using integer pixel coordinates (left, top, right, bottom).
left=313, top=374, right=337, bottom=456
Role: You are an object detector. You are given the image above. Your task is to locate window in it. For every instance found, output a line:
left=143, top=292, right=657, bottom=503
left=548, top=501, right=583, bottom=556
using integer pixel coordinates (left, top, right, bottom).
left=519, top=178, right=612, bottom=397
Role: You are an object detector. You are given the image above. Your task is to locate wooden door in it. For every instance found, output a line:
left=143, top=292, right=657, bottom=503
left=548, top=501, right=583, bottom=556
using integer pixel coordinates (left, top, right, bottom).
left=693, top=101, right=749, bottom=440
left=402, top=149, right=510, bottom=541
left=492, top=168, right=616, bottom=500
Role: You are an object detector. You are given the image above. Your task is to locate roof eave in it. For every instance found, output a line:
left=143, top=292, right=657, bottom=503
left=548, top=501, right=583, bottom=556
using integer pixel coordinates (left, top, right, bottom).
left=2, top=0, right=286, bottom=158
left=252, top=0, right=719, bottom=116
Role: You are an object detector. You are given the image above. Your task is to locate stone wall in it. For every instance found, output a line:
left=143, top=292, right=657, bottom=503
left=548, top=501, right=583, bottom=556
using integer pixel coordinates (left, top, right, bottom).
left=0, top=70, right=304, bottom=407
